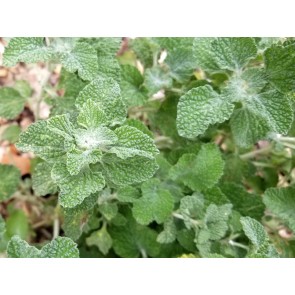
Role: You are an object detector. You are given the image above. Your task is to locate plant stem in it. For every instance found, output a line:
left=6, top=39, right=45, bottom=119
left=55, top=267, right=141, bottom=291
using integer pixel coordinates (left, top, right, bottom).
left=252, top=161, right=274, bottom=168
left=53, top=217, right=59, bottom=239
left=228, top=240, right=249, bottom=250
left=240, top=145, right=272, bottom=160
left=140, top=248, right=147, bottom=258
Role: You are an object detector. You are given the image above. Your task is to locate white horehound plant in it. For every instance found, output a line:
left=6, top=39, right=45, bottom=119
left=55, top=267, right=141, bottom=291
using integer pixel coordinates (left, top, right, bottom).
left=0, top=37, right=295, bottom=258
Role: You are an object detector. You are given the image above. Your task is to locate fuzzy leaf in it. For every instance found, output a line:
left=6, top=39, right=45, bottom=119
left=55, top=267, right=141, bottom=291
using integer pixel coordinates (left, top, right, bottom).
left=177, top=85, right=234, bottom=139
left=0, top=164, right=20, bottom=201
left=77, top=100, right=108, bottom=128
left=86, top=226, right=112, bottom=255
left=66, top=147, right=103, bottom=176
left=80, top=37, right=122, bottom=56
left=263, top=187, right=295, bottom=232
left=144, top=67, right=172, bottom=95
left=165, top=47, right=196, bottom=82
left=108, top=126, right=159, bottom=160
left=211, top=38, right=257, bottom=70
left=75, top=77, right=126, bottom=125
left=110, top=216, right=160, bottom=258
left=7, top=236, right=41, bottom=258
left=169, top=143, right=224, bottom=191
left=230, top=90, right=293, bottom=147
left=116, top=186, right=140, bottom=203
left=0, top=87, right=27, bottom=119
left=51, top=163, right=105, bottom=208
left=1, top=125, right=21, bottom=143
left=102, top=155, right=158, bottom=186
left=63, top=195, right=98, bottom=240
left=47, top=114, right=74, bottom=140
left=123, top=119, right=153, bottom=138
left=132, top=179, right=174, bottom=225
left=3, top=37, right=52, bottom=66
left=32, top=162, right=57, bottom=196
left=221, top=183, right=265, bottom=220
left=8, top=236, right=79, bottom=258
left=74, top=127, right=118, bottom=151
left=16, top=120, right=66, bottom=161
left=192, top=38, right=219, bottom=71
left=240, top=217, right=267, bottom=247
left=41, top=237, right=79, bottom=258
left=202, top=204, right=232, bottom=241
left=265, top=43, right=295, bottom=93
left=120, top=65, right=148, bottom=107
left=96, top=55, right=121, bottom=82
left=57, top=41, right=98, bottom=81
left=157, top=218, right=177, bottom=244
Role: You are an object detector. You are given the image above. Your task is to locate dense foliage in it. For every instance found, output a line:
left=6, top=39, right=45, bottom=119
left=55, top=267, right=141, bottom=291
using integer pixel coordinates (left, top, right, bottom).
left=1, top=37, right=295, bottom=258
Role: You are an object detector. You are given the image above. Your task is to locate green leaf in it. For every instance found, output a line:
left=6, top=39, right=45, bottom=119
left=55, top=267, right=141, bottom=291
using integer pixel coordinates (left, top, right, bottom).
left=56, top=41, right=98, bottom=81
left=120, top=65, right=148, bottom=107
left=192, top=38, right=219, bottom=71
left=169, top=143, right=224, bottom=191
left=51, top=163, right=105, bottom=208
left=80, top=37, right=122, bottom=56
left=240, top=217, right=267, bottom=247
left=7, top=236, right=41, bottom=258
left=0, top=164, right=20, bottom=201
left=57, top=69, right=87, bottom=97
left=110, top=215, right=160, bottom=258
left=222, top=68, right=268, bottom=102
left=49, top=96, right=78, bottom=117
left=74, top=127, right=118, bottom=151
left=41, top=236, right=79, bottom=258
left=14, top=80, right=32, bottom=98
left=8, top=236, right=79, bottom=258
left=16, top=120, right=66, bottom=162
left=240, top=216, right=279, bottom=258
left=102, top=155, right=158, bottom=186
left=116, top=186, right=140, bottom=203
left=202, top=204, right=232, bottom=241
left=132, top=179, right=174, bottom=225
left=221, top=183, right=265, bottom=220
left=263, top=187, right=295, bottom=232
left=75, top=77, right=126, bottom=126
left=0, top=87, right=27, bottom=119
left=97, top=55, right=121, bottom=82
left=130, top=38, right=159, bottom=68
left=4, top=38, right=98, bottom=82
left=99, top=203, right=118, bottom=221
left=230, top=90, right=293, bottom=147
left=108, top=126, right=159, bottom=160
left=1, top=125, right=21, bottom=143
left=77, top=100, right=108, bottom=128
left=86, top=225, right=112, bottom=255
left=123, top=119, right=153, bottom=138
left=66, top=147, right=103, bottom=176
left=211, top=38, right=257, bottom=70
left=177, top=85, right=234, bottom=139
left=155, top=37, right=193, bottom=51
left=144, top=67, right=172, bottom=95
left=179, top=194, right=205, bottom=224
left=3, top=37, right=52, bottom=66
left=5, top=210, right=30, bottom=240
left=157, top=218, right=177, bottom=243
left=63, top=195, right=98, bottom=240
left=47, top=114, right=74, bottom=140
left=265, top=43, right=295, bottom=93
left=32, top=162, right=57, bottom=196
left=165, top=47, right=196, bottom=83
